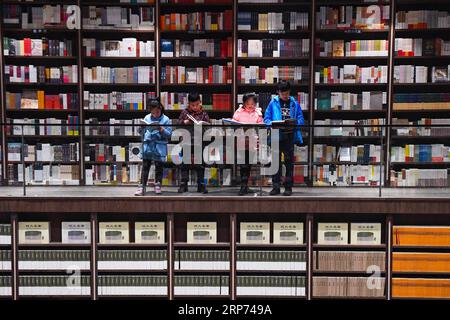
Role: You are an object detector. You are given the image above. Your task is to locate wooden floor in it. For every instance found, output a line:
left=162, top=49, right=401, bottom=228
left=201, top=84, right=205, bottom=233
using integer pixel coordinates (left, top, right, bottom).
left=0, top=186, right=449, bottom=215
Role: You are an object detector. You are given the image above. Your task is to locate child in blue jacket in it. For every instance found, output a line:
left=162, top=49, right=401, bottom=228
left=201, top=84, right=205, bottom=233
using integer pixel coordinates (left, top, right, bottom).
left=264, top=80, right=305, bottom=196
left=135, top=99, right=172, bottom=196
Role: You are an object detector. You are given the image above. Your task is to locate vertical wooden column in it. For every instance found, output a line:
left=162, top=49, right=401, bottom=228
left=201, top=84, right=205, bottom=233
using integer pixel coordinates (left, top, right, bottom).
left=307, top=0, right=316, bottom=187
left=386, top=215, right=394, bottom=300
left=167, top=213, right=174, bottom=300
left=230, top=213, right=237, bottom=300
left=10, top=214, right=18, bottom=300
left=90, top=213, right=98, bottom=300
left=155, top=0, right=161, bottom=97
left=306, top=214, right=314, bottom=300
left=232, top=0, right=238, bottom=111
left=77, top=0, right=85, bottom=185
left=0, top=15, right=8, bottom=185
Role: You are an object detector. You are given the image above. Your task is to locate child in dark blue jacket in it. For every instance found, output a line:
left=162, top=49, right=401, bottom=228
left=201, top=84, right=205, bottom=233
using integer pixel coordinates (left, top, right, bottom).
left=135, top=99, right=172, bottom=196
left=264, top=80, right=305, bottom=196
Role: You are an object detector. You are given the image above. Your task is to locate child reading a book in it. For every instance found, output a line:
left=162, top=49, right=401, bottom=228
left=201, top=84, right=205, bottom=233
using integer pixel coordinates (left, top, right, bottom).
left=177, top=92, right=210, bottom=194
left=232, top=92, right=263, bottom=195
left=264, top=80, right=304, bottom=196
left=135, top=98, right=172, bottom=196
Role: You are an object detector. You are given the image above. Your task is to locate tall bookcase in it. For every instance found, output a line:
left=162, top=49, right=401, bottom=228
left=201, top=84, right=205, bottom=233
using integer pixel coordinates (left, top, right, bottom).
left=0, top=0, right=449, bottom=187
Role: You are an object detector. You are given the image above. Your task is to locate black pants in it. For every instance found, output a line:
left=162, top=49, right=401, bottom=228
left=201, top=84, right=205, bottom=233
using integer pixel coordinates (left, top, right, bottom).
left=180, top=165, right=205, bottom=185
left=240, top=165, right=252, bottom=185
left=272, top=139, right=294, bottom=188
left=141, top=160, right=164, bottom=187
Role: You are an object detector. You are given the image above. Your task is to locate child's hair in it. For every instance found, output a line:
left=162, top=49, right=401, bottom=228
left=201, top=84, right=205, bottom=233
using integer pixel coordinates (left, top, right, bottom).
left=242, top=92, right=257, bottom=104
left=148, top=97, right=164, bottom=114
left=277, top=80, right=291, bottom=92
left=188, top=92, right=201, bottom=103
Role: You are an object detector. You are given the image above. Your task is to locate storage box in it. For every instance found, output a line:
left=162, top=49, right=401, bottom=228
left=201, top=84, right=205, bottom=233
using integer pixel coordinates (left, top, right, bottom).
left=135, top=222, right=165, bottom=244
left=19, top=222, right=50, bottom=244
left=240, top=222, right=270, bottom=244
left=351, top=223, right=381, bottom=245
left=317, top=223, right=348, bottom=245
left=187, top=222, right=217, bottom=244
left=273, top=223, right=304, bottom=244
left=62, top=222, right=91, bottom=244
left=99, top=222, right=129, bottom=244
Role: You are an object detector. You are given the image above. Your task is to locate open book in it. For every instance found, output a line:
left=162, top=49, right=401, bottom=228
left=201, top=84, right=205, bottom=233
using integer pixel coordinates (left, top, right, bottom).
left=187, top=114, right=209, bottom=125
left=139, top=119, right=160, bottom=126
left=222, top=118, right=265, bottom=126
left=271, top=118, right=297, bottom=125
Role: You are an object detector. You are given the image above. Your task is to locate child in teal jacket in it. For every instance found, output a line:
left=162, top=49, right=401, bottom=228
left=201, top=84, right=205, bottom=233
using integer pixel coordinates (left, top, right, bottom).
left=135, top=99, right=172, bottom=196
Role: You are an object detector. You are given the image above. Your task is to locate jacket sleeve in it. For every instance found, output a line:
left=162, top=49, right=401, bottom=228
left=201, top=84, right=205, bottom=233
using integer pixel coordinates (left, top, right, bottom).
left=295, top=101, right=305, bottom=126
left=263, top=101, right=273, bottom=125
left=160, top=118, right=172, bottom=139
left=177, top=110, right=186, bottom=125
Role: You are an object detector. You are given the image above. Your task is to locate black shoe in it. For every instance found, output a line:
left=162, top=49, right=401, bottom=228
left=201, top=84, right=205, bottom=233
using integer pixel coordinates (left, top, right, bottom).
left=178, top=183, right=188, bottom=193
left=238, top=186, right=249, bottom=196
left=198, top=184, right=208, bottom=194
left=270, top=187, right=281, bottom=196
left=283, top=187, right=293, bottom=196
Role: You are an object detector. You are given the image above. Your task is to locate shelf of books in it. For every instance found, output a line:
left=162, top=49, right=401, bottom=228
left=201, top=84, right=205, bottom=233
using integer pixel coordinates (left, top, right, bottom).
left=1, top=211, right=450, bottom=300
left=389, top=0, right=450, bottom=187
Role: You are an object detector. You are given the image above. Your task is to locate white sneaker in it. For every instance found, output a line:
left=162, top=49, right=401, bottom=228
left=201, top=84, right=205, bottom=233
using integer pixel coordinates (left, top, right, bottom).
left=134, top=187, right=145, bottom=196
left=154, top=183, right=162, bottom=194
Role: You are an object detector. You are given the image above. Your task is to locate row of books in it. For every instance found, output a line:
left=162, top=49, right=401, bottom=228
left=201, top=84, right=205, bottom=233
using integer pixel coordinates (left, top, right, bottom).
left=4, top=65, right=78, bottom=84
left=3, top=38, right=74, bottom=57
left=316, top=39, right=389, bottom=57
left=393, top=93, right=450, bottom=110
left=99, top=276, right=166, bottom=296
left=313, top=251, right=385, bottom=272
left=82, top=6, right=155, bottom=30
left=159, top=11, right=233, bottom=31
left=161, top=64, right=232, bottom=84
left=3, top=4, right=71, bottom=28
left=393, top=252, right=450, bottom=273
left=7, top=117, right=79, bottom=136
left=390, top=144, right=450, bottom=163
left=160, top=38, right=232, bottom=58
left=83, top=91, right=156, bottom=110
left=313, top=164, right=382, bottom=187
left=237, top=92, right=309, bottom=111
left=98, top=250, right=166, bottom=270
left=237, top=12, right=309, bottom=31
left=175, top=250, right=228, bottom=270
left=237, top=39, right=310, bottom=58
left=236, top=276, right=305, bottom=297
left=390, top=169, right=449, bottom=187
left=0, top=251, right=11, bottom=271
left=18, top=250, right=90, bottom=270
left=393, top=278, right=450, bottom=299
left=84, top=118, right=140, bottom=137
left=82, top=38, right=155, bottom=57
left=85, top=143, right=141, bottom=163
left=6, top=91, right=78, bottom=110
left=392, top=118, right=450, bottom=137
left=162, top=0, right=231, bottom=3
left=0, top=277, right=11, bottom=297
left=313, top=277, right=385, bottom=298
left=395, top=10, right=450, bottom=30
left=7, top=163, right=80, bottom=185
left=395, top=38, right=450, bottom=57
left=8, top=143, right=79, bottom=163
left=161, top=92, right=231, bottom=110
left=313, top=119, right=385, bottom=137
left=18, top=276, right=91, bottom=296
left=393, top=226, right=450, bottom=246
left=313, top=144, right=381, bottom=164
left=316, top=5, right=390, bottom=31
left=83, top=66, right=155, bottom=84
left=315, top=65, right=388, bottom=84
left=237, top=65, right=309, bottom=84
left=0, top=225, right=11, bottom=245
left=393, top=65, right=450, bottom=84
left=315, top=91, right=386, bottom=111
left=237, top=251, right=306, bottom=271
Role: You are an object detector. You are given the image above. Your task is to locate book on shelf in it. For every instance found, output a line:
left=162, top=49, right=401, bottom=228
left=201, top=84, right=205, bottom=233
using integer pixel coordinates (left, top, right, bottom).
left=315, top=65, right=388, bottom=84
left=314, top=118, right=385, bottom=137
left=395, top=10, right=450, bottom=30
left=237, top=65, right=309, bottom=84
left=83, top=38, right=155, bottom=57
left=5, top=65, right=78, bottom=84
left=317, top=223, right=348, bottom=245
left=392, top=118, right=450, bottom=137
left=238, top=39, right=310, bottom=58
left=18, top=222, right=50, bottom=245
left=160, top=11, right=233, bottom=32
left=8, top=162, right=80, bottom=185
left=3, top=37, right=73, bottom=57
left=98, top=275, right=167, bottom=297
left=160, top=38, right=232, bottom=58
left=395, top=38, right=450, bottom=57
left=7, top=117, right=79, bottom=136
left=85, top=118, right=140, bottom=137
left=0, top=225, right=12, bottom=245
left=239, top=222, right=270, bottom=244
left=393, top=252, right=450, bottom=273
left=83, top=91, right=156, bottom=111
left=3, top=4, right=72, bottom=29
left=394, top=65, right=429, bottom=83
left=393, top=93, right=450, bottom=110
left=0, top=250, right=11, bottom=271
left=19, top=276, right=91, bottom=296
left=161, top=64, right=232, bottom=84
left=161, top=92, right=231, bottom=111
left=350, top=223, right=381, bottom=245
left=237, top=250, right=306, bottom=271
left=18, top=250, right=90, bottom=270
left=316, top=39, right=389, bottom=57
left=393, top=278, right=450, bottom=299
left=99, top=222, right=130, bottom=244
left=83, top=66, right=155, bottom=84
left=313, top=277, right=385, bottom=298
left=175, top=275, right=229, bottom=296
left=313, top=144, right=381, bottom=164
left=391, top=144, right=450, bottom=163
left=186, top=222, right=217, bottom=244
left=61, top=222, right=91, bottom=244
left=317, top=5, right=390, bottom=30
left=313, top=251, right=385, bottom=272
left=393, top=226, right=450, bottom=247
left=135, top=222, right=165, bottom=244
left=82, top=6, right=155, bottom=30
left=390, top=169, right=449, bottom=187
left=175, top=250, right=229, bottom=271
left=237, top=11, right=308, bottom=31
left=237, top=276, right=305, bottom=297
left=98, top=250, right=167, bottom=270
left=0, top=277, right=12, bottom=297
left=314, top=164, right=382, bottom=187
left=8, top=142, right=79, bottom=163
left=7, top=91, right=78, bottom=110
